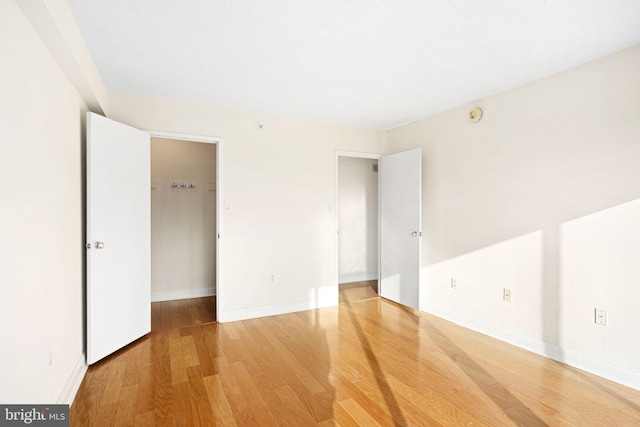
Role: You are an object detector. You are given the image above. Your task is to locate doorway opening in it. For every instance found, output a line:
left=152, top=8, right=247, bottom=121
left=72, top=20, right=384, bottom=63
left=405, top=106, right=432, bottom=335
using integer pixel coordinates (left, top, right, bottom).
left=149, top=134, right=220, bottom=328
left=337, top=153, right=380, bottom=304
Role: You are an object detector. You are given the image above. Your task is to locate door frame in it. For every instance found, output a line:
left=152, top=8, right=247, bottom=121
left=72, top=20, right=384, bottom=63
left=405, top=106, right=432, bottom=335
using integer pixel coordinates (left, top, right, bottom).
left=146, top=130, right=223, bottom=322
left=335, top=150, right=382, bottom=295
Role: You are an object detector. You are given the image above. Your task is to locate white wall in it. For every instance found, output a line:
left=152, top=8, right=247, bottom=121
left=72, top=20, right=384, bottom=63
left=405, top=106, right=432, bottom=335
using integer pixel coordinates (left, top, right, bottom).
left=15, top=0, right=108, bottom=115
left=389, top=44, right=640, bottom=389
left=12, top=0, right=637, bottom=400
left=0, top=1, right=87, bottom=403
left=338, top=157, right=378, bottom=284
left=150, top=138, right=217, bottom=301
left=108, top=93, right=388, bottom=321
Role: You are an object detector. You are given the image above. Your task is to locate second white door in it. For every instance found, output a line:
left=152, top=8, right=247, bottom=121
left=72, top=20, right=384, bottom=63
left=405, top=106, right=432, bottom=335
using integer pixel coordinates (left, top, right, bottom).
left=380, top=148, right=422, bottom=310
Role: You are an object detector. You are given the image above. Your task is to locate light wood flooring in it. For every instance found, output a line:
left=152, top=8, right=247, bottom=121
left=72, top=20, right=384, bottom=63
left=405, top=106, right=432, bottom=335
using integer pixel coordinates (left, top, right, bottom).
left=339, top=280, right=378, bottom=304
left=71, top=295, right=640, bottom=426
left=151, top=297, right=217, bottom=331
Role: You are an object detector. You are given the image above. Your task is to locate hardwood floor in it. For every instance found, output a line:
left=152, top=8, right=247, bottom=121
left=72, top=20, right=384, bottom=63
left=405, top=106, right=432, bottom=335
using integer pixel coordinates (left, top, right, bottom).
left=338, top=280, right=378, bottom=304
left=71, top=296, right=640, bottom=426
left=339, top=280, right=378, bottom=304
left=151, top=297, right=217, bottom=331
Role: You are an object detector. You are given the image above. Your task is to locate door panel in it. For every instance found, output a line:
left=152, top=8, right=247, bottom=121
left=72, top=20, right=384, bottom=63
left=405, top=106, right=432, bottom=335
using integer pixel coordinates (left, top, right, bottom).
left=380, top=148, right=422, bottom=310
left=87, top=112, right=150, bottom=365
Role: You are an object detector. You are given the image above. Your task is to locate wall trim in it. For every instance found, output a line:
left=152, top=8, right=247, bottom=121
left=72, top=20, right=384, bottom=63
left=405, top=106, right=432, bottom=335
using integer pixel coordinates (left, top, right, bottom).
left=152, top=288, right=216, bottom=302
left=339, top=273, right=378, bottom=284
left=221, top=296, right=338, bottom=323
left=335, top=150, right=383, bottom=160
left=144, top=130, right=220, bottom=144
left=422, top=303, right=640, bottom=391
left=57, top=353, right=87, bottom=406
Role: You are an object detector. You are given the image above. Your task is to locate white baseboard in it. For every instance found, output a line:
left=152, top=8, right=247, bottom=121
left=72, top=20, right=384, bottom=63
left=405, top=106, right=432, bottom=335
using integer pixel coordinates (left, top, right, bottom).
left=151, top=287, right=216, bottom=302
left=57, top=353, right=87, bottom=406
left=339, top=273, right=378, bottom=284
left=577, top=354, right=640, bottom=391
left=422, top=304, right=640, bottom=391
left=220, top=296, right=338, bottom=323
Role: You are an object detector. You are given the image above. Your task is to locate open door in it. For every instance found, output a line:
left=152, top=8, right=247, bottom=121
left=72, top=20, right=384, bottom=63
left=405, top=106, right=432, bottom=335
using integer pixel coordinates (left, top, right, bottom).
left=380, top=148, right=422, bottom=310
left=87, top=112, right=150, bottom=364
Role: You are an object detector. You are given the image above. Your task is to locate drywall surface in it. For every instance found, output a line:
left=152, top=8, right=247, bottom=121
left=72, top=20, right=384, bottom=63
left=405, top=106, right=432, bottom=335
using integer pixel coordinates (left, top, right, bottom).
left=16, top=0, right=109, bottom=115
left=109, top=93, right=387, bottom=321
left=0, top=1, right=86, bottom=403
left=150, top=138, right=217, bottom=300
left=338, top=157, right=378, bottom=283
left=389, top=44, right=640, bottom=389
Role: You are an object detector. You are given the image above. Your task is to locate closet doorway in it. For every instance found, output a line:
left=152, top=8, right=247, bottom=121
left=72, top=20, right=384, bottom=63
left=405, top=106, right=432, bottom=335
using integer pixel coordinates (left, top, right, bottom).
left=337, top=153, right=380, bottom=304
left=149, top=134, right=219, bottom=329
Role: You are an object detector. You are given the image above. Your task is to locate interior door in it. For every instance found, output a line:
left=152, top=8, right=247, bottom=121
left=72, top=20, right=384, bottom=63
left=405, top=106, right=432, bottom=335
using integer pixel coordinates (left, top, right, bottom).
left=87, top=112, right=150, bottom=365
left=380, top=148, right=422, bottom=310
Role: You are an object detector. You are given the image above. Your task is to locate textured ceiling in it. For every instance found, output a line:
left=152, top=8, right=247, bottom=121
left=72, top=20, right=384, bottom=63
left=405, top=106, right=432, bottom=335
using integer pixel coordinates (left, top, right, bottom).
left=67, top=1, right=640, bottom=130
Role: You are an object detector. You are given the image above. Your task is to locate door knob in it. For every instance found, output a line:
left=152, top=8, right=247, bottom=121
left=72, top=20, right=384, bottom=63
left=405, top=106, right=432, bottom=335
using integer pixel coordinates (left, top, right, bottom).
left=95, top=241, right=105, bottom=249
left=411, top=231, right=421, bottom=237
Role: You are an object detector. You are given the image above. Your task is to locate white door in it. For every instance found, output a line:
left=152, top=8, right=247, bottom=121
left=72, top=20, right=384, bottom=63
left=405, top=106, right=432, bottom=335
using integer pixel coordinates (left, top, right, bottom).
left=380, top=148, right=422, bottom=310
left=87, top=112, right=150, bottom=365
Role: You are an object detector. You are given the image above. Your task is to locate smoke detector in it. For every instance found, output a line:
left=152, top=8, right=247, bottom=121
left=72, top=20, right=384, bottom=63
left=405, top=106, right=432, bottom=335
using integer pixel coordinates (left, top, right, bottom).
left=469, top=107, right=483, bottom=123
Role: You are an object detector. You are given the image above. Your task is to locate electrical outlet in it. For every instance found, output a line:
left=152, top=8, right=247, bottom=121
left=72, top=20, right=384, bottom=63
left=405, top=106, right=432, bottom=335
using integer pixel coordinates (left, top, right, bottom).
left=450, top=278, right=457, bottom=290
left=595, top=308, right=607, bottom=326
left=503, top=288, right=512, bottom=302
left=269, top=273, right=276, bottom=283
